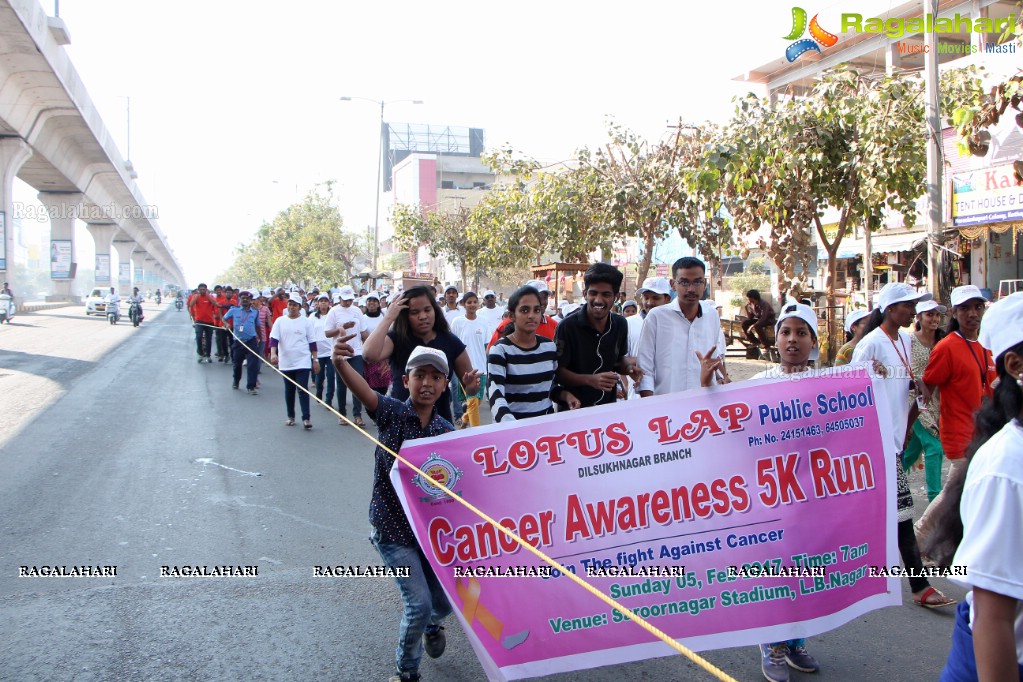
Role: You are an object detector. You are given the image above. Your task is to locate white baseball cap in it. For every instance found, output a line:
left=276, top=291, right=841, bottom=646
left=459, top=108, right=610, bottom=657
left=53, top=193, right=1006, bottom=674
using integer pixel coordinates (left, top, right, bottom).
left=261, top=288, right=273, bottom=298
left=637, top=276, right=672, bottom=296
left=844, top=308, right=872, bottom=333
left=338, top=286, right=356, bottom=301
left=876, top=282, right=932, bottom=313
left=979, top=292, right=1023, bottom=360
left=483, top=289, right=496, bottom=298
left=950, top=285, right=989, bottom=307
left=526, top=279, right=550, bottom=293
left=287, top=292, right=304, bottom=305
left=365, top=291, right=380, bottom=301
left=775, top=303, right=820, bottom=361
left=916, top=300, right=947, bottom=315
left=405, top=346, right=449, bottom=375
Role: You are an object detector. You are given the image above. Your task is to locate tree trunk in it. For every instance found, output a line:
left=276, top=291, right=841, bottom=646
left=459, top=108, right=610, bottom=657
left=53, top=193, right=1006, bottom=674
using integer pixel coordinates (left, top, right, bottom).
left=636, top=228, right=656, bottom=287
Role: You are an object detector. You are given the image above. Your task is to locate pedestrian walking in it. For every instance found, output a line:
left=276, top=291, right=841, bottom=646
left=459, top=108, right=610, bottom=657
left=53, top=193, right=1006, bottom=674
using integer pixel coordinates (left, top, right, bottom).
left=221, top=289, right=263, bottom=394
left=187, top=282, right=219, bottom=363
left=269, top=292, right=319, bottom=429
left=324, top=286, right=366, bottom=426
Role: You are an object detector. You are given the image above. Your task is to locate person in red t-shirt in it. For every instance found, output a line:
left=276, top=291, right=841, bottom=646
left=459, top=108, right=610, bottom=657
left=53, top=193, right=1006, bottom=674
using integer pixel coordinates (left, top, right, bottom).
left=269, top=288, right=288, bottom=325
left=916, top=286, right=997, bottom=545
left=187, top=282, right=220, bottom=362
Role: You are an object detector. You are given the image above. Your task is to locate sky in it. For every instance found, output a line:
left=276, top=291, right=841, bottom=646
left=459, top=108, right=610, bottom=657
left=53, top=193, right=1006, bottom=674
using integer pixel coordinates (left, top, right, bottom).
left=12, top=0, right=877, bottom=285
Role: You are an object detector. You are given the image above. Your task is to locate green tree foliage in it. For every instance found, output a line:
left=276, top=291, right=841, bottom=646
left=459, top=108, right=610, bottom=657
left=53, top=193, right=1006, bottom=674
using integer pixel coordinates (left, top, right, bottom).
left=219, top=184, right=370, bottom=288
left=718, top=68, right=927, bottom=362
left=391, top=203, right=486, bottom=292
left=471, top=149, right=618, bottom=269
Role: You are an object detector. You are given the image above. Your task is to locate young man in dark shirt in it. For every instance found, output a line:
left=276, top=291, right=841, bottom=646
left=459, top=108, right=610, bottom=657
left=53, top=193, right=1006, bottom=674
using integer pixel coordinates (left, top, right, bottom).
left=554, top=263, right=642, bottom=408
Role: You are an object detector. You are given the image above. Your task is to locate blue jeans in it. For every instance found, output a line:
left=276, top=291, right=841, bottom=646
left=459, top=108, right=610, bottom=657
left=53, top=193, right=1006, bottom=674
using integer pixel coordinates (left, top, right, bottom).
left=319, top=359, right=337, bottom=405
left=232, top=337, right=261, bottom=390
left=371, top=527, right=451, bottom=675
left=334, top=355, right=364, bottom=417
left=281, top=368, right=310, bottom=420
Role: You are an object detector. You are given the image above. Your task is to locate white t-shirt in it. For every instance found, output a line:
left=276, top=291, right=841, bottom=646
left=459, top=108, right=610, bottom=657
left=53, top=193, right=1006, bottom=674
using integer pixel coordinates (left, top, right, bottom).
left=309, top=313, right=332, bottom=356
left=636, top=300, right=726, bottom=395
left=451, top=314, right=490, bottom=373
left=361, top=312, right=386, bottom=337
left=626, top=313, right=644, bottom=358
left=443, top=305, right=465, bottom=324
left=324, top=303, right=365, bottom=355
left=477, top=305, right=505, bottom=333
left=852, top=327, right=915, bottom=454
left=270, top=315, right=316, bottom=371
left=950, top=420, right=1023, bottom=664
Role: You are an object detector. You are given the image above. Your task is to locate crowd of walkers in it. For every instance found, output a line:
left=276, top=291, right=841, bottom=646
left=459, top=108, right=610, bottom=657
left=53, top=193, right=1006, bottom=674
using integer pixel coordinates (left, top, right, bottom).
left=185, top=263, right=1023, bottom=682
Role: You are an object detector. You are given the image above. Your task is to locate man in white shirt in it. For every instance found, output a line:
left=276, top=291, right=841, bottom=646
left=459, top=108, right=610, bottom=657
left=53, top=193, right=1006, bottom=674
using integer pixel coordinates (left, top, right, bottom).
left=442, top=285, right=464, bottom=323
left=636, top=257, right=727, bottom=397
left=450, top=292, right=490, bottom=426
left=324, top=285, right=367, bottom=425
left=476, top=289, right=505, bottom=333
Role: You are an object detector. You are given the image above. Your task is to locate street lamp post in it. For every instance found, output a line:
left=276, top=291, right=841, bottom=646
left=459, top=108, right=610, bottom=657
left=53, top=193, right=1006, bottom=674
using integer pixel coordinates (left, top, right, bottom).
left=339, top=96, right=423, bottom=278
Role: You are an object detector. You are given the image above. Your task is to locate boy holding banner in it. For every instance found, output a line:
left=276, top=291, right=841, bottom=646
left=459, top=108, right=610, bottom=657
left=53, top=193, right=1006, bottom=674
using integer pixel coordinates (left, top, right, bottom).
left=333, top=337, right=463, bottom=682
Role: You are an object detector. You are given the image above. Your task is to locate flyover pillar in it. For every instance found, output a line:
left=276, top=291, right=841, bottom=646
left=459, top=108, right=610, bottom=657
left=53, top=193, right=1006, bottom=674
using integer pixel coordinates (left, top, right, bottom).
left=85, top=223, right=117, bottom=288
left=112, top=232, right=135, bottom=296
left=131, top=251, right=146, bottom=291
left=38, top=192, right=84, bottom=302
left=0, top=139, right=32, bottom=297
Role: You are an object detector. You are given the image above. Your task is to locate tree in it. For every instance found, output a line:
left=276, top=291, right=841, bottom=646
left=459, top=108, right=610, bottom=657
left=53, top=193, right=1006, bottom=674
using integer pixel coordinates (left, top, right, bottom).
left=470, top=148, right=623, bottom=270
left=219, top=183, right=371, bottom=287
left=719, top=68, right=929, bottom=363
left=392, top=203, right=486, bottom=292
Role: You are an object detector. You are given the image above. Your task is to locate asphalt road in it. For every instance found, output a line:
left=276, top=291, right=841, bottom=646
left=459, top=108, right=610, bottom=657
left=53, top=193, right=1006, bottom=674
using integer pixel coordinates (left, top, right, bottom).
left=0, top=305, right=964, bottom=681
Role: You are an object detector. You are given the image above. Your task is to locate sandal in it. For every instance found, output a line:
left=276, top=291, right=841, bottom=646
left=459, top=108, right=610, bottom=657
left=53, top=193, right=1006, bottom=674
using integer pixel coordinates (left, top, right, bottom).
left=913, top=586, right=956, bottom=609
left=285, top=418, right=295, bottom=426
left=303, top=419, right=312, bottom=430
left=338, top=417, right=348, bottom=426
left=353, top=417, right=365, bottom=427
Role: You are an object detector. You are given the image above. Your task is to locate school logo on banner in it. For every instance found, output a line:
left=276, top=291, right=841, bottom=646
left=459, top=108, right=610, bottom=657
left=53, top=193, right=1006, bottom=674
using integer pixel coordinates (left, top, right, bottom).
left=412, top=452, right=463, bottom=502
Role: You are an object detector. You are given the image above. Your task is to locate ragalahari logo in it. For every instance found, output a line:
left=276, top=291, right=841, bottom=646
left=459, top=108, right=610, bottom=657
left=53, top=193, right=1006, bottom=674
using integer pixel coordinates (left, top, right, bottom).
left=784, top=7, right=839, bottom=62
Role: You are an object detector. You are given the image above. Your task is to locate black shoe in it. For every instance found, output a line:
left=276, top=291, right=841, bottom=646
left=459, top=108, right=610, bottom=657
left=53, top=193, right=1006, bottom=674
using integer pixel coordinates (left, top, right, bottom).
left=423, top=625, right=446, bottom=658
left=232, top=383, right=239, bottom=390
left=388, top=672, right=420, bottom=682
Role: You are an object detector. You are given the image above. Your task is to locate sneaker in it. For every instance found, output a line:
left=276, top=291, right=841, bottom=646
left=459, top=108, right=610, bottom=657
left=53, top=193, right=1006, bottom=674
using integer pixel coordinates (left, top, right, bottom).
left=387, top=672, right=420, bottom=682
left=198, top=356, right=204, bottom=364
left=785, top=644, right=820, bottom=673
left=248, top=389, right=258, bottom=395
left=759, top=644, right=790, bottom=682
left=232, top=383, right=239, bottom=390
left=423, top=625, right=446, bottom=658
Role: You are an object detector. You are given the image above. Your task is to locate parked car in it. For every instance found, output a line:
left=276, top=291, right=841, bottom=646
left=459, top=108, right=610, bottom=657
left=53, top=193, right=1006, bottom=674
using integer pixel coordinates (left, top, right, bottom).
left=84, top=288, right=108, bottom=315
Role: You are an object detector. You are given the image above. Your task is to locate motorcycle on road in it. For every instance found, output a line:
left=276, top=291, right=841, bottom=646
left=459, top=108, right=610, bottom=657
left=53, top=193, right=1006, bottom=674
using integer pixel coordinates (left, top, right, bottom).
left=107, top=300, right=120, bottom=325
left=0, top=293, right=14, bottom=324
left=129, top=300, right=143, bottom=327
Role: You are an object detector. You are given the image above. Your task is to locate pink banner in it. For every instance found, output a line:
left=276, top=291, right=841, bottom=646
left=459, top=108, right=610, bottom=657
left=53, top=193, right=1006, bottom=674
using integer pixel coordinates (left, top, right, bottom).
left=392, top=367, right=900, bottom=680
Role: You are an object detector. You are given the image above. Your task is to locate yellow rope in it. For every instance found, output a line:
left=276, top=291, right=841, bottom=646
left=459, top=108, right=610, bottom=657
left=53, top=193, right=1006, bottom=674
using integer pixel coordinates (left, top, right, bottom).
left=198, top=321, right=737, bottom=681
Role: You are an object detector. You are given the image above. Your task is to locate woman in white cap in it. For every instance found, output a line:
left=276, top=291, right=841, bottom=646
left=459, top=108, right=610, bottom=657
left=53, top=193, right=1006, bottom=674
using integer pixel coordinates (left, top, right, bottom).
left=903, top=299, right=949, bottom=504
left=269, top=292, right=320, bottom=429
left=916, top=285, right=997, bottom=548
left=746, top=304, right=822, bottom=682
left=834, top=308, right=871, bottom=366
left=852, top=282, right=955, bottom=609
left=930, top=292, right=1023, bottom=680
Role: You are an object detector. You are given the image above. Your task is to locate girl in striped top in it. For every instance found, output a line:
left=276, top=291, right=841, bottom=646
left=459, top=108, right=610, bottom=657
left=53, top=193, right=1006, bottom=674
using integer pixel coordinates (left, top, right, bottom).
left=487, top=286, right=580, bottom=422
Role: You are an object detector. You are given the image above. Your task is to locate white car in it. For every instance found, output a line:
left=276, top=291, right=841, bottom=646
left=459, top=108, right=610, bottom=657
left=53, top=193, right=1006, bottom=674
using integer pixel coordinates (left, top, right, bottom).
left=85, top=288, right=110, bottom=315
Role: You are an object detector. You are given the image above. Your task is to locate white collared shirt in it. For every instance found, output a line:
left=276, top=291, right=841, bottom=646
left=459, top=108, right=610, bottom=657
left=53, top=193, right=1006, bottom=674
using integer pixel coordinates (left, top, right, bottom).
left=636, top=300, right=726, bottom=395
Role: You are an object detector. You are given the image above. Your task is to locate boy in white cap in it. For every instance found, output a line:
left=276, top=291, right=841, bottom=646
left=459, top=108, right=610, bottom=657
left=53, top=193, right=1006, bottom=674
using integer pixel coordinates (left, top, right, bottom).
left=476, top=289, right=504, bottom=331
left=332, top=339, right=454, bottom=682
left=852, top=282, right=955, bottom=609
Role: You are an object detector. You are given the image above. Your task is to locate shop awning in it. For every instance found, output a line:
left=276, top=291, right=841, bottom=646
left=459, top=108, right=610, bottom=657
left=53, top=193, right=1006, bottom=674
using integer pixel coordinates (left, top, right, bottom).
left=818, top=232, right=926, bottom=260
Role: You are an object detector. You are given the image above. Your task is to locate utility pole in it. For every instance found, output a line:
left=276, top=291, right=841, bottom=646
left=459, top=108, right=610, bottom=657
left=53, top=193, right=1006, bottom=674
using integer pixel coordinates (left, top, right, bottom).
left=923, top=0, right=946, bottom=301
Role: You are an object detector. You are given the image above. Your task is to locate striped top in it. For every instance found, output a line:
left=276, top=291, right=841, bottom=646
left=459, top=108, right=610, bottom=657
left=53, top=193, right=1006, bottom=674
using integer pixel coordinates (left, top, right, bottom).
left=487, top=335, right=558, bottom=423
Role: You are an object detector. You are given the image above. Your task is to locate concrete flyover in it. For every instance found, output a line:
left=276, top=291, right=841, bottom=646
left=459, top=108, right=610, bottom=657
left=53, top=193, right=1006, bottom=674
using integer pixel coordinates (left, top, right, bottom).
left=0, top=0, right=185, bottom=300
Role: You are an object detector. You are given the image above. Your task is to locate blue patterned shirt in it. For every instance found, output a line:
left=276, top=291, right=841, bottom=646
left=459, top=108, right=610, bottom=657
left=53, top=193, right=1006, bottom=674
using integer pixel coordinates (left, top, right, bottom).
left=371, top=395, right=454, bottom=545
